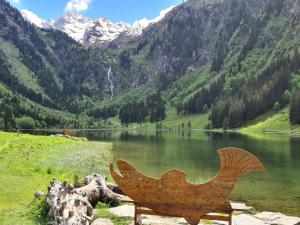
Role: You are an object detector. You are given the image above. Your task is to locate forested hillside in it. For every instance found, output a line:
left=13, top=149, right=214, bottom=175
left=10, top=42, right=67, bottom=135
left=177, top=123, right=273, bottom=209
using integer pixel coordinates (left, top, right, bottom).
left=1, top=0, right=300, bottom=130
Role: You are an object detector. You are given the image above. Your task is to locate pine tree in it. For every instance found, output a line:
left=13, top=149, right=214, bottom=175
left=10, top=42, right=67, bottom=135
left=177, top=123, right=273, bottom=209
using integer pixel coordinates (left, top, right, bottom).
left=290, top=91, right=300, bottom=125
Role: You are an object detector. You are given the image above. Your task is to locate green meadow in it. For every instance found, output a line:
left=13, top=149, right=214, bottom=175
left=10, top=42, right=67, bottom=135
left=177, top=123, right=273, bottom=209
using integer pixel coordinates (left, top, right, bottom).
left=0, top=131, right=113, bottom=225
left=241, top=108, right=300, bottom=134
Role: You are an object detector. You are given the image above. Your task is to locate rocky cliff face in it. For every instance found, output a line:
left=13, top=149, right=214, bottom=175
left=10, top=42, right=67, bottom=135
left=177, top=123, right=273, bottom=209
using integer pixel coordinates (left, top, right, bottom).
left=21, top=7, right=175, bottom=47
left=21, top=11, right=142, bottom=46
left=2, top=0, right=300, bottom=121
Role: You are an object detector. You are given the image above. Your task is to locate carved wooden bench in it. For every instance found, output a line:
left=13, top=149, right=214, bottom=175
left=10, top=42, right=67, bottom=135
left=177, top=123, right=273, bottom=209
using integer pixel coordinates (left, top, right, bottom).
left=63, top=130, right=77, bottom=137
left=119, top=197, right=252, bottom=225
left=110, top=147, right=265, bottom=225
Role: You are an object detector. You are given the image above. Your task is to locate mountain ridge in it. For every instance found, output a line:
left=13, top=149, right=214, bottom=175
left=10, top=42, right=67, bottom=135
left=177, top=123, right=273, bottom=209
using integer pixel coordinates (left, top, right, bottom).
left=21, top=6, right=175, bottom=47
left=1, top=0, right=300, bottom=130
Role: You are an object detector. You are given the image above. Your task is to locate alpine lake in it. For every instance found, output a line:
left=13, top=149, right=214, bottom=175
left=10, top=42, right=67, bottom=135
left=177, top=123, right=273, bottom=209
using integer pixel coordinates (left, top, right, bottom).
left=42, top=130, right=300, bottom=216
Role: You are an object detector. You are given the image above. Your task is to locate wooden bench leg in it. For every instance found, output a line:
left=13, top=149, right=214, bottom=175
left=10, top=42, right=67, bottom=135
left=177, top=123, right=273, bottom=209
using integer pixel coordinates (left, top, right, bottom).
left=229, top=212, right=232, bottom=225
left=134, top=204, right=141, bottom=225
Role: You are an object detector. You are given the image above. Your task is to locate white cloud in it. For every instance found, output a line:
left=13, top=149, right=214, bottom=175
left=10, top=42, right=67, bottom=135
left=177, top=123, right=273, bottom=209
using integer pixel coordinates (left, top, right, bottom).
left=133, top=5, right=175, bottom=28
left=65, top=0, right=92, bottom=12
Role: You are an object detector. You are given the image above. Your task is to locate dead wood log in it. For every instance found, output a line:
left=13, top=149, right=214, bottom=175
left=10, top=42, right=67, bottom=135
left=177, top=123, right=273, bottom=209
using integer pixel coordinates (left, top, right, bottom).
left=46, top=174, right=125, bottom=225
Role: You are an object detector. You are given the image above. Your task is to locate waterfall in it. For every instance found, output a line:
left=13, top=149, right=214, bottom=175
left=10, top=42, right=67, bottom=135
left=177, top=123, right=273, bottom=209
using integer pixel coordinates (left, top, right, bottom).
left=107, top=66, right=114, bottom=99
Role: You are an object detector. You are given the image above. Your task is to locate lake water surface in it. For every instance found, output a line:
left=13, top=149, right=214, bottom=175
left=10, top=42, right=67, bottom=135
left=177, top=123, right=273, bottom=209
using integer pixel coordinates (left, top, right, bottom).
left=79, top=130, right=300, bottom=216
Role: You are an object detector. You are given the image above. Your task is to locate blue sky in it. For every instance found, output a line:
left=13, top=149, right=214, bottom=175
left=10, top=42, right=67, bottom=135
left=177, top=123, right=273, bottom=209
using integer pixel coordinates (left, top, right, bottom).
left=8, top=0, right=182, bottom=23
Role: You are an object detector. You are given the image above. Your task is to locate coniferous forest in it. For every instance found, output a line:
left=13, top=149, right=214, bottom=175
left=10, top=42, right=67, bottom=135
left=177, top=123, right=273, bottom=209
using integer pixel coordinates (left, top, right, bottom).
left=1, top=0, right=300, bottom=131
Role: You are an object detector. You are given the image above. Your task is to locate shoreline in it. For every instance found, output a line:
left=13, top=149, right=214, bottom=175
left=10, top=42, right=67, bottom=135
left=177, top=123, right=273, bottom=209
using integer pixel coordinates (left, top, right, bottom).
left=104, top=203, right=300, bottom=225
left=0, top=131, right=300, bottom=224
left=19, top=127, right=300, bottom=137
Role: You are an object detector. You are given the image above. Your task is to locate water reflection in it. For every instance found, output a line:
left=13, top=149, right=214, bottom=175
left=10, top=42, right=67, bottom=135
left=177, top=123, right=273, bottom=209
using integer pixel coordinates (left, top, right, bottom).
left=24, top=129, right=300, bottom=215
left=78, top=130, right=300, bottom=216
left=290, top=137, right=300, bottom=162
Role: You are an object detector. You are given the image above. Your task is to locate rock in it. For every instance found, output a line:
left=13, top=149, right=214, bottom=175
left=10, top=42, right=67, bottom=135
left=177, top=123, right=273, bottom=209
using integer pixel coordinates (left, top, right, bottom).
left=231, top=214, right=266, bottom=225
left=91, top=218, right=114, bottom=225
left=34, top=190, right=45, bottom=199
left=255, top=212, right=300, bottom=225
left=177, top=218, right=204, bottom=224
left=109, top=205, right=135, bottom=218
left=141, top=215, right=186, bottom=225
left=108, top=204, right=300, bottom=225
left=230, top=202, right=254, bottom=212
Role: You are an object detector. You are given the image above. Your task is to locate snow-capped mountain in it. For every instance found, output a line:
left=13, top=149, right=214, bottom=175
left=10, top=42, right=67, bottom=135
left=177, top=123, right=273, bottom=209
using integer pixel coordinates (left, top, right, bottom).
left=82, top=17, right=142, bottom=46
left=21, top=6, right=174, bottom=46
left=21, top=9, right=55, bottom=29
left=54, top=13, right=94, bottom=43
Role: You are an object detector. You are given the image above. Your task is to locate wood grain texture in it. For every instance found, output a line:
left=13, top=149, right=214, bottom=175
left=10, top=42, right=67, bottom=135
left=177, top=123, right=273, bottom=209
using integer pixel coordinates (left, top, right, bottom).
left=110, top=147, right=265, bottom=225
left=63, top=130, right=77, bottom=137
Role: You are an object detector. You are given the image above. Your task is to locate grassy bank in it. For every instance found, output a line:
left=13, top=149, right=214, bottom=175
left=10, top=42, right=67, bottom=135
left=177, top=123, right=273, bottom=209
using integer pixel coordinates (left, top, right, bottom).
left=109, top=106, right=300, bottom=134
left=115, top=108, right=210, bottom=130
left=0, top=131, right=113, bottom=225
left=241, top=108, right=300, bottom=134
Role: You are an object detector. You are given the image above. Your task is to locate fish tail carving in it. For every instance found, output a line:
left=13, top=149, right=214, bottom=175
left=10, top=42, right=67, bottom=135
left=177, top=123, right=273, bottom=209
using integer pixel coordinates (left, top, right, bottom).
left=218, top=147, right=265, bottom=178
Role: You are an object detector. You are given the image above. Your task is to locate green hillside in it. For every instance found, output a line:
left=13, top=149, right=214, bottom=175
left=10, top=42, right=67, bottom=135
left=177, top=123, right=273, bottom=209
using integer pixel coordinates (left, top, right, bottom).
left=1, top=0, right=300, bottom=131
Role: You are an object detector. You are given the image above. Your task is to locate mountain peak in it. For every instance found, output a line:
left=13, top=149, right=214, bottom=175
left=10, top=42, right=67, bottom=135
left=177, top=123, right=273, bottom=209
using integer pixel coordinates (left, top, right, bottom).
left=21, top=6, right=175, bottom=47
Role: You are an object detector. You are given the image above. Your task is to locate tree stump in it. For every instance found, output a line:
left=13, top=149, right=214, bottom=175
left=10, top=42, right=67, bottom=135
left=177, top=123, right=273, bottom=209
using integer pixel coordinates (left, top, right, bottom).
left=46, top=174, right=125, bottom=225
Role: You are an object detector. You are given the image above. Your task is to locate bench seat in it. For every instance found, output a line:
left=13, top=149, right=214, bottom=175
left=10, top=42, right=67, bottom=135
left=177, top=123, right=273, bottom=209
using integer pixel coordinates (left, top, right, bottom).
left=119, top=195, right=251, bottom=225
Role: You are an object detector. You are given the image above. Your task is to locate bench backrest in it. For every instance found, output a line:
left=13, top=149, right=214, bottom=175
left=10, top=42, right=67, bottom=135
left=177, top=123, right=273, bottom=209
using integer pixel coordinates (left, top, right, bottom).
left=110, top=147, right=265, bottom=225
left=63, top=130, right=76, bottom=137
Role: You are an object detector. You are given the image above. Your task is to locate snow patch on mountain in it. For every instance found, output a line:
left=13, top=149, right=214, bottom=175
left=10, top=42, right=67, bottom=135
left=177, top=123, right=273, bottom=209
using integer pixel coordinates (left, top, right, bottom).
left=21, top=6, right=175, bottom=46
left=21, top=9, right=54, bottom=28
left=54, top=13, right=93, bottom=43
left=133, top=5, right=175, bottom=28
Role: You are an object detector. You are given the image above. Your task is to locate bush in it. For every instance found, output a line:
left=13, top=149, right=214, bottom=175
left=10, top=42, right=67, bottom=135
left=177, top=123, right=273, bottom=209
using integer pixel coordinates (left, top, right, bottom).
left=26, top=196, right=48, bottom=223
left=290, top=90, right=300, bottom=125
left=46, top=167, right=52, bottom=174
left=202, top=104, right=209, bottom=113
left=282, top=90, right=292, bottom=105
left=16, top=116, right=35, bottom=129
left=0, top=118, right=4, bottom=130
left=223, top=118, right=229, bottom=130
left=205, top=121, right=212, bottom=130
left=273, top=101, right=281, bottom=111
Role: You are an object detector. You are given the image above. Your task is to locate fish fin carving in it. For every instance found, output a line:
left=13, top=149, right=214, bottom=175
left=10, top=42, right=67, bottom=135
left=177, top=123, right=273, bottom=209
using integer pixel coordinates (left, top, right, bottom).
left=161, top=170, right=187, bottom=187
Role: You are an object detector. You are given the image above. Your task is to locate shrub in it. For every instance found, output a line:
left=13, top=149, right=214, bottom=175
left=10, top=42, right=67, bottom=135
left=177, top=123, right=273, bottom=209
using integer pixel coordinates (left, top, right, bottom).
left=290, top=90, right=300, bottom=125
left=205, top=121, right=212, bottom=130
left=26, top=196, right=48, bottom=223
left=282, top=90, right=292, bottom=105
left=202, top=104, right=209, bottom=113
left=46, top=167, right=52, bottom=174
left=273, top=102, right=281, bottom=111
left=16, top=116, right=35, bottom=129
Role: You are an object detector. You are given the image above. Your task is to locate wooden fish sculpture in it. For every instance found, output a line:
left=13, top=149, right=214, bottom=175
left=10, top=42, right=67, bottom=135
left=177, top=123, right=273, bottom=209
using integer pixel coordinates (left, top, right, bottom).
left=110, top=147, right=265, bottom=225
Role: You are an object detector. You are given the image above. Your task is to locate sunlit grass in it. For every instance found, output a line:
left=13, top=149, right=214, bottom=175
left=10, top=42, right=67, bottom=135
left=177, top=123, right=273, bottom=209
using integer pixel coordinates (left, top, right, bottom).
left=241, top=108, right=300, bottom=133
left=128, top=107, right=209, bottom=130
left=0, top=131, right=113, bottom=224
left=95, top=203, right=132, bottom=225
